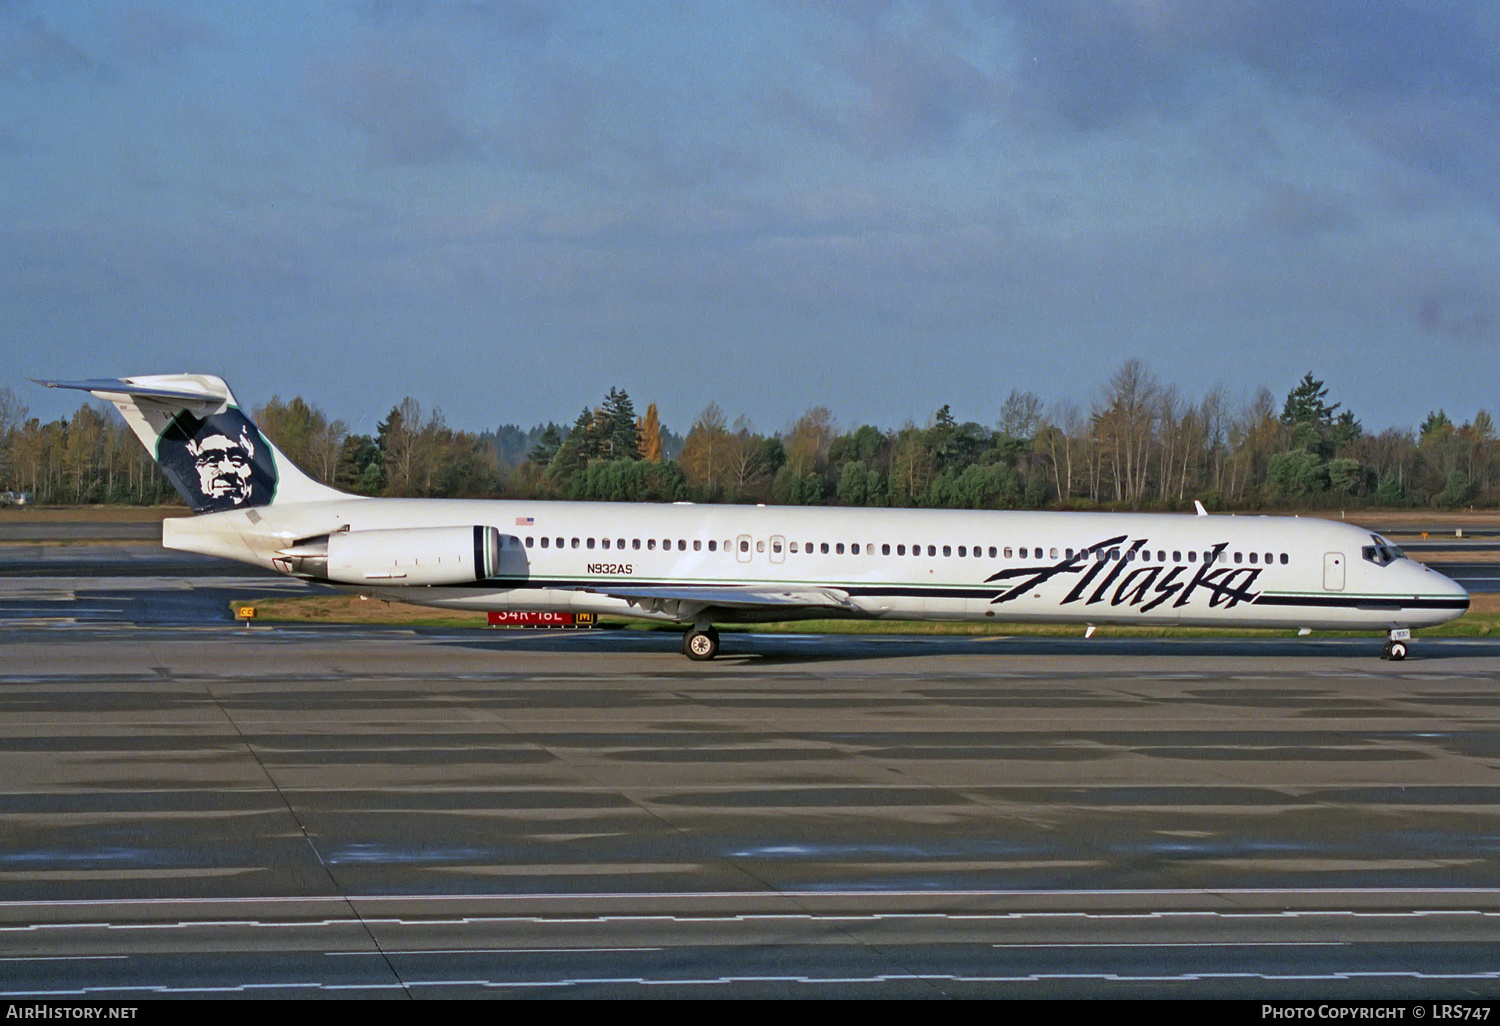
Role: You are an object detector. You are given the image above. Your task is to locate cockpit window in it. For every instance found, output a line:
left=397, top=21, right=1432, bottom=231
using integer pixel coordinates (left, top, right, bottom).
left=1362, top=535, right=1405, bottom=567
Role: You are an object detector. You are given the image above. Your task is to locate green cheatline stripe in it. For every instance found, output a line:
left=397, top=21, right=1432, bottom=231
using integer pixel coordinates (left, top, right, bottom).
left=1260, top=590, right=1458, bottom=600
left=503, top=576, right=1461, bottom=597
left=481, top=576, right=1464, bottom=606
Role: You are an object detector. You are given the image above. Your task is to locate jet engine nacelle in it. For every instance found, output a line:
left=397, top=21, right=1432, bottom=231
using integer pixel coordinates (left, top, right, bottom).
left=276, top=525, right=502, bottom=585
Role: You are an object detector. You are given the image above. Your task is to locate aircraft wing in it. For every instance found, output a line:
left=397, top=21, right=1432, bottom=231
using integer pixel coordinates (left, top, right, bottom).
left=585, top=583, right=854, bottom=612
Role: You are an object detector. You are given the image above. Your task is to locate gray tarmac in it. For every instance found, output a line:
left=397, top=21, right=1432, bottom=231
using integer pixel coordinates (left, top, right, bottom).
left=3, top=535, right=1500, bottom=998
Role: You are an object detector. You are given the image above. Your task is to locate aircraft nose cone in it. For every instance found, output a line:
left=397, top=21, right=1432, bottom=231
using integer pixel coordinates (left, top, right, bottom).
left=1447, top=573, right=1471, bottom=611
left=1427, top=564, right=1470, bottom=613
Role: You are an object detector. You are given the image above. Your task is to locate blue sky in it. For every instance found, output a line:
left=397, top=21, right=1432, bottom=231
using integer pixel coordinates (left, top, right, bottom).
left=4, top=1, right=1497, bottom=437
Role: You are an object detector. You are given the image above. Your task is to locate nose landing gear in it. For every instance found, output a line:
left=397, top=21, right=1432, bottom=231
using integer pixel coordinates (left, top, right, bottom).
left=1381, top=628, right=1411, bottom=661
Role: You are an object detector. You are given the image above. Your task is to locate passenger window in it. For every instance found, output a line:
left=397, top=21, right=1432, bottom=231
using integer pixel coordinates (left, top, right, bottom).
left=882, top=544, right=891, bottom=555
left=756, top=540, right=764, bottom=553
left=1188, top=551, right=1196, bottom=562
left=958, top=546, right=966, bottom=557
left=647, top=539, right=656, bottom=550
left=1158, top=551, right=1165, bottom=562
left=1249, top=552, right=1258, bottom=564
left=927, top=545, right=936, bottom=556
left=709, top=540, right=717, bottom=551
left=571, top=538, right=580, bottom=549
left=693, top=540, right=702, bottom=551
left=1004, top=547, right=1013, bottom=559
left=587, top=538, right=596, bottom=549
left=942, top=545, right=951, bottom=557
left=852, top=543, right=860, bottom=555
left=771, top=539, right=782, bottom=553
left=678, top=540, right=686, bottom=551
left=1173, top=551, right=1181, bottom=562
left=1280, top=553, right=1288, bottom=564
left=897, top=544, right=906, bottom=556
left=601, top=538, right=610, bottom=549
left=739, top=540, right=749, bottom=553
left=988, top=547, right=997, bottom=558
left=820, top=542, right=829, bottom=554
left=1050, top=548, right=1059, bottom=559
left=540, top=537, right=549, bottom=548
left=1066, top=548, right=1074, bottom=559
left=525, top=537, right=534, bottom=548
left=1233, top=552, right=1242, bottom=564
left=836, top=543, right=845, bottom=554
left=790, top=541, right=799, bottom=553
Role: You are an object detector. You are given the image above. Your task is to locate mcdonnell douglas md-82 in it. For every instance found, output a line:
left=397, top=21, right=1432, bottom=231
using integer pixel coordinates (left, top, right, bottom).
left=40, top=374, right=1470, bottom=661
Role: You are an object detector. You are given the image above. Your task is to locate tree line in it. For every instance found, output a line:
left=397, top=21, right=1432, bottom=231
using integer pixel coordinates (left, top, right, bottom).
left=1, top=361, right=1494, bottom=511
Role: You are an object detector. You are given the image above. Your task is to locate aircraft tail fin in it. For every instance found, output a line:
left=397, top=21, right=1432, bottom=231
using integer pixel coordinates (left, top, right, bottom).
left=35, top=375, right=345, bottom=513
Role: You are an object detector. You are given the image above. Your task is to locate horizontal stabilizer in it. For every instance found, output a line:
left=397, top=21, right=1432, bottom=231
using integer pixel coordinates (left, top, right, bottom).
left=35, top=377, right=230, bottom=406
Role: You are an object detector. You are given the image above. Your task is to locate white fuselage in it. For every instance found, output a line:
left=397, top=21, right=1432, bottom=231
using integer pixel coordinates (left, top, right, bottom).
left=164, top=498, right=1470, bottom=633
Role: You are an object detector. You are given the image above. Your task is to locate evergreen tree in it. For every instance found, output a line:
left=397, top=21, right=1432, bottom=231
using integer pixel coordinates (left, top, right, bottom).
left=335, top=434, right=383, bottom=494
left=1280, top=372, right=1341, bottom=456
left=1281, top=372, right=1340, bottom=428
left=526, top=424, right=562, bottom=465
left=1420, top=410, right=1453, bottom=442
left=548, top=407, right=593, bottom=484
left=600, top=388, right=641, bottom=461
left=1331, top=409, right=1363, bottom=453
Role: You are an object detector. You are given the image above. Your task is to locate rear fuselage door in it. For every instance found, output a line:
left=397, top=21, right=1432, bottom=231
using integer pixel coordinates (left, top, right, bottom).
left=1323, top=552, right=1345, bottom=591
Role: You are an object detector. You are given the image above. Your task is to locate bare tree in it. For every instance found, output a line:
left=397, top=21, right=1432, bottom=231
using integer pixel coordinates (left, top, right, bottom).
left=1093, top=359, right=1161, bottom=505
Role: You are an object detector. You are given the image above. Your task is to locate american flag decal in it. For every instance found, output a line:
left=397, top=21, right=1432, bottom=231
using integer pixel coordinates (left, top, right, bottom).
left=516, top=516, right=534, bottom=526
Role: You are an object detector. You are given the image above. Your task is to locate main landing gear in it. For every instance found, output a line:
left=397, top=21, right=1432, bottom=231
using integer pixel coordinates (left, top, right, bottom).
left=683, top=625, right=720, bottom=661
left=1381, top=628, right=1411, bottom=662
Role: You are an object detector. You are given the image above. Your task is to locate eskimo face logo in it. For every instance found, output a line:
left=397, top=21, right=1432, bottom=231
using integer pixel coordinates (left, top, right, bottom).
left=157, top=409, right=277, bottom=513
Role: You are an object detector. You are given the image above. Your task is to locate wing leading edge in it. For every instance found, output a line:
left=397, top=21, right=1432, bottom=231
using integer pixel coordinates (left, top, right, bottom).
left=586, top=583, right=854, bottom=612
